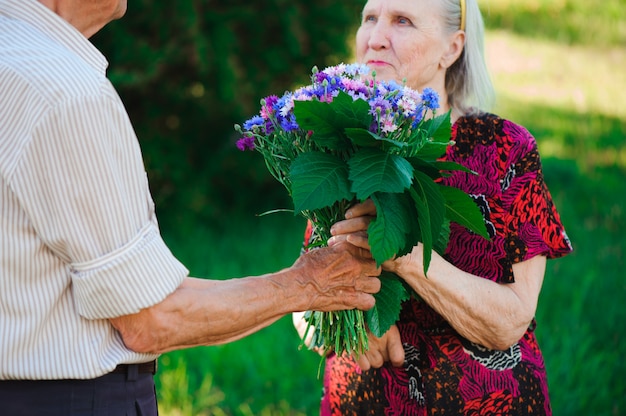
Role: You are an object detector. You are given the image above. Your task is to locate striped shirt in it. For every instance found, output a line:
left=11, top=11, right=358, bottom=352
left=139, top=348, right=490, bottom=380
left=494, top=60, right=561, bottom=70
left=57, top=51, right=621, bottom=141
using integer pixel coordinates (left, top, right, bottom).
left=0, top=0, right=188, bottom=379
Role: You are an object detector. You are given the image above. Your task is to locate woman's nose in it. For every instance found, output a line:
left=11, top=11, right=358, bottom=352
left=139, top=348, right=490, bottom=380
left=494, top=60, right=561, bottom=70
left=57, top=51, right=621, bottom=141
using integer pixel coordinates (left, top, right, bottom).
left=368, top=23, right=390, bottom=50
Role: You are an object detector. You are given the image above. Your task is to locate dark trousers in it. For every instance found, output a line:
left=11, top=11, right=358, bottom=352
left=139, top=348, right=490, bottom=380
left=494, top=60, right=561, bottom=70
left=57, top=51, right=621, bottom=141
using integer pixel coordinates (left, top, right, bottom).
left=0, top=365, right=158, bottom=416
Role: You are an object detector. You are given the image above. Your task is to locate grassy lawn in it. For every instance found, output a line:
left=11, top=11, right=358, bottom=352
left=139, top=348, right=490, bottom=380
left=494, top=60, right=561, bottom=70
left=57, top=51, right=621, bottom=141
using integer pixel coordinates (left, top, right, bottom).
left=484, top=28, right=625, bottom=415
left=154, top=5, right=626, bottom=415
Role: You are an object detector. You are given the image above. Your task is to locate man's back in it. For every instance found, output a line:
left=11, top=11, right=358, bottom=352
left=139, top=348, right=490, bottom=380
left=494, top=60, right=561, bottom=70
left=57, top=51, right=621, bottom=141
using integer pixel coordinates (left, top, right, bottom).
left=0, top=0, right=186, bottom=381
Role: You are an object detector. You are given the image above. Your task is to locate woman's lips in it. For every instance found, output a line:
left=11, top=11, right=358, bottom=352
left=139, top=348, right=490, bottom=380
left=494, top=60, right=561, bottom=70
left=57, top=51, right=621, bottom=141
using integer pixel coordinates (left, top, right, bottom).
left=367, top=60, right=390, bottom=68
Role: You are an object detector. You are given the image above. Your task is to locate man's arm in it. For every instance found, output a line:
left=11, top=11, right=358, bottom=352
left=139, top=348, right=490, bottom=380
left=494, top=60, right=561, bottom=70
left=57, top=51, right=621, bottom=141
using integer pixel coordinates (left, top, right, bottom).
left=110, top=242, right=381, bottom=353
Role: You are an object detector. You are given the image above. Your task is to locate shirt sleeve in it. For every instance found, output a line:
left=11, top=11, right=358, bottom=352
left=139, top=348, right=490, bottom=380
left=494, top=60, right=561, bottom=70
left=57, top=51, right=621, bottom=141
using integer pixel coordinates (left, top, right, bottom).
left=500, top=120, right=573, bottom=264
left=12, top=90, right=188, bottom=319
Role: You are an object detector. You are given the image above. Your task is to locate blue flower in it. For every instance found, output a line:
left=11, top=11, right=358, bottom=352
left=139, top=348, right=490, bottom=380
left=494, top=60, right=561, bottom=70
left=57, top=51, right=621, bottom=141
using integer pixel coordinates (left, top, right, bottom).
left=279, top=113, right=299, bottom=132
left=384, top=79, right=403, bottom=92
left=421, top=87, right=440, bottom=111
left=243, top=115, right=265, bottom=131
left=346, top=63, right=370, bottom=77
left=411, top=107, right=425, bottom=128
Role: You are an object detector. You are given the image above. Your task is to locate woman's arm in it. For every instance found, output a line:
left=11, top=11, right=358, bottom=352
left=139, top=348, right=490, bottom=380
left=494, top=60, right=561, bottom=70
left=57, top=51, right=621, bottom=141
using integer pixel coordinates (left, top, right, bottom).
left=110, top=242, right=381, bottom=354
left=386, top=246, right=545, bottom=350
left=329, top=200, right=546, bottom=351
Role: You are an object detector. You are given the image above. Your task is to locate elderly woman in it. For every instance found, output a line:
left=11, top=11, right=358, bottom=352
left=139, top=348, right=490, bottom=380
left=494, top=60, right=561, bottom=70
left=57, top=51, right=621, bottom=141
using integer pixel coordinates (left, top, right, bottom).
left=294, top=0, right=573, bottom=414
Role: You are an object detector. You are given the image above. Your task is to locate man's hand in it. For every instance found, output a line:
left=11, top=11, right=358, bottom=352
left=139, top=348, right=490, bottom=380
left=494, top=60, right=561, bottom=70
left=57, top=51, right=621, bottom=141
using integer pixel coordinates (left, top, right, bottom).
left=292, top=241, right=381, bottom=312
left=355, top=325, right=405, bottom=371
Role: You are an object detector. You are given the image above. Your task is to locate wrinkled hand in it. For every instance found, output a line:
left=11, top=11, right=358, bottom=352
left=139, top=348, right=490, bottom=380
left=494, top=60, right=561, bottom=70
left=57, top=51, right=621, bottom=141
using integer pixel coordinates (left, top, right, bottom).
left=328, top=200, right=391, bottom=268
left=293, top=241, right=381, bottom=312
left=355, top=325, right=405, bottom=371
left=329, top=200, right=409, bottom=272
left=328, top=199, right=376, bottom=252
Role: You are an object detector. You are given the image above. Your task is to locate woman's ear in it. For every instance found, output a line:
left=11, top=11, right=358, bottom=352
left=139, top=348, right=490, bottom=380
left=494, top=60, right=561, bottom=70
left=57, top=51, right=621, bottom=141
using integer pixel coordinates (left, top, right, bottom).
left=440, top=30, right=465, bottom=69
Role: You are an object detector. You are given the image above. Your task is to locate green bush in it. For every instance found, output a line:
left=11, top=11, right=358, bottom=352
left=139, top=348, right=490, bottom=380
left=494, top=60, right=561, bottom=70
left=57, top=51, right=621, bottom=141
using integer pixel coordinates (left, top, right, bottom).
left=92, top=0, right=364, bottom=225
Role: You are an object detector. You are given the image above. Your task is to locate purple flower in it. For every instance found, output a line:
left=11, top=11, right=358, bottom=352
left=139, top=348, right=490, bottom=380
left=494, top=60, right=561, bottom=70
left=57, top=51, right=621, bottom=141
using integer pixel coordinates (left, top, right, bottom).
left=236, top=135, right=256, bottom=151
left=421, top=88, right=440, bottom=111
left=314, top=71, right=331, bottom=85
left=264, top=119, right=274, bottom=135
left=261, top=95, right=279, bottom=119
left=369, top=96, right=391, bottom=117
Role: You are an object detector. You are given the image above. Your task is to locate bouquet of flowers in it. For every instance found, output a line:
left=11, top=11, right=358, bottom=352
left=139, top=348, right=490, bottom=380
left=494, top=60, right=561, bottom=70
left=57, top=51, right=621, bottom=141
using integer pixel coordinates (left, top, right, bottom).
left=235, top=63, right=487, bottom=356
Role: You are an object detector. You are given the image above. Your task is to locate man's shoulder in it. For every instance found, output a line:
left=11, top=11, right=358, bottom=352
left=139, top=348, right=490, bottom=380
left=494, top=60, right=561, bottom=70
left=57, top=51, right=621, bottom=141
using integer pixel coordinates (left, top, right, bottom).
left=0, top=17, right=107, bottom=106
left=0, top=18, right=113, bottom=181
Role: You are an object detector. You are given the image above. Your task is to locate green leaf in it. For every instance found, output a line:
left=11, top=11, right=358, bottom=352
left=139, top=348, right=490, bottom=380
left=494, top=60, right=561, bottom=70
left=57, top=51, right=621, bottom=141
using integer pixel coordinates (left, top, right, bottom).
left=415, top=141, right=449, bottom=160
left=397, top=190, right=422, bottom=258
left=434, top=218, right=451, bottom=254
left=411, top=170, right=447, bottom=274
left=426, top=110, right=452, bottom=144
left=365, top=272, right=410, bottom=337
left=403, top=128, right=428, bottom=157
left=293, top=92, right=369, bottom=151
left=407, top=157, right=443, bottom=180
left=345, top=128, right=409, bottom=150
left=415, top=111, right=452, bottom=160
left=344, top=128, right=383, bottom=148
left=349, top=149, right=414, bottom=200
left=432, top=160, right=476, bottom=175
left=439, top=185, right=490, bottom=239
left=330, top=92, right=371, bottom=126
left=290, top=152, right=354, bottom=212
left=368, top=192, right=413, bottom=265
left=292, top=101, right=349, bottom=151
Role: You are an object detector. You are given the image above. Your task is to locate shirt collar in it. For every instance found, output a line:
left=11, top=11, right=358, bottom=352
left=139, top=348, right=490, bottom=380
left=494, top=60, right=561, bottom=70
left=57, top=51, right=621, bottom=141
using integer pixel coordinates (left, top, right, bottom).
left=0, top=0, right=109, bottom=75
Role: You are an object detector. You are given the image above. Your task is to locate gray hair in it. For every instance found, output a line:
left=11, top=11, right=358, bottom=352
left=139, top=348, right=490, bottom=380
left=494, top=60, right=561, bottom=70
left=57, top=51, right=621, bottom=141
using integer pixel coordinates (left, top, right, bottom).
left=441, top=0, right=495, bottom=115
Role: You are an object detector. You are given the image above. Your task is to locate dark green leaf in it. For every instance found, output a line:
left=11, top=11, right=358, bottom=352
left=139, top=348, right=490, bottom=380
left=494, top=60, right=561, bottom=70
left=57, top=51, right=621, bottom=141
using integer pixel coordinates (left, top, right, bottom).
left=402, top=128, right=428, bottom=157
left=411, top=170, right=447, bottom=274
left=349, top=149, right=414, bottom=200
left=397, top=190, right=422, bottom=258
left=329, top=92, right=371, bottom=126
left=368, top=192, right=413, bottom=265
left=345, top=128, right=409, bottom=150
left=408, top=186, right=432, bottom=273
left=415, top=111, right=452, bottom=160
left=407, top=157, right=443, bottom=180
left=344, top=128, right=383, bottom=148
left=432, top=160, right=476, bottom=175
left=434, top=218, right=451, bottom=254
left=439, top=185, right=490, bottom=239
left=415, top=141, right=449, bottom=160
left=292, top=101, right=350, bottom=151
left=290, top=152, right=353, bottom=212
left=426, top=110, right=452, bottom=143
left=365, top=272, right=410, bottom=337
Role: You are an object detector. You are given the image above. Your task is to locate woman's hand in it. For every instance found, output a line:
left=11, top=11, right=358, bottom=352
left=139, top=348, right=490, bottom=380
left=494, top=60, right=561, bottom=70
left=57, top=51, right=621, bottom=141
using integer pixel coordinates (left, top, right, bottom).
left=355, top=325, right=405, bottom=371
left=292, top=311, right=327, bottom=355
left=328, top=199, right=376, bottom=251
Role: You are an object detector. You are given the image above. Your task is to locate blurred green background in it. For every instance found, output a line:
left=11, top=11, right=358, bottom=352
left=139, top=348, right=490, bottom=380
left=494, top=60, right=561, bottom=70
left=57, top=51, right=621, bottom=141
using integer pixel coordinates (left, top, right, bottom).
left=92, top=0, right=625, bottom=414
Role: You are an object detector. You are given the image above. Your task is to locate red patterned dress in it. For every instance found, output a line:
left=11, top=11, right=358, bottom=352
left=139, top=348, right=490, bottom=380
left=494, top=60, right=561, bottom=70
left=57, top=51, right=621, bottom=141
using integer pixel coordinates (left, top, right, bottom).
left=316, top=113, right=573, bottom=415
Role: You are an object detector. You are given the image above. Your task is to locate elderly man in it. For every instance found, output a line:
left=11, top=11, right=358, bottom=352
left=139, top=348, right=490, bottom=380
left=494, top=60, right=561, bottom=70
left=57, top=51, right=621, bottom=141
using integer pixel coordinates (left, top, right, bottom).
left=0, top=0, right=380, bottom=413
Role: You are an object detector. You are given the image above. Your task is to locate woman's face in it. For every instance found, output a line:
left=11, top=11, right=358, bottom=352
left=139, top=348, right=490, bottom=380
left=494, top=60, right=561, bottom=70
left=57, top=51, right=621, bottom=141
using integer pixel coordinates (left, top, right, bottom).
left=356, top=0, right=456, bottom=94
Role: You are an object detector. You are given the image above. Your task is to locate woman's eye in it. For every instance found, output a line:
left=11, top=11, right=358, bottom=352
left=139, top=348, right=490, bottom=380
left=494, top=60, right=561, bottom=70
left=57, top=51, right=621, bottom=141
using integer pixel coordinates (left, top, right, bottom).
left=364, top=15, right=377, bottom=23
left=397, top=17, right=411, bottom=25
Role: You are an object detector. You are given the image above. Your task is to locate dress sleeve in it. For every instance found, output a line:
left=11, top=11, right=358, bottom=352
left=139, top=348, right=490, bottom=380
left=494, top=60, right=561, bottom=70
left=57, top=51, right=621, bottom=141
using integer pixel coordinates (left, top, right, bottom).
left=500, top=120, right=573, bottom=264
left=12, top=92, right=188, bottom=319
